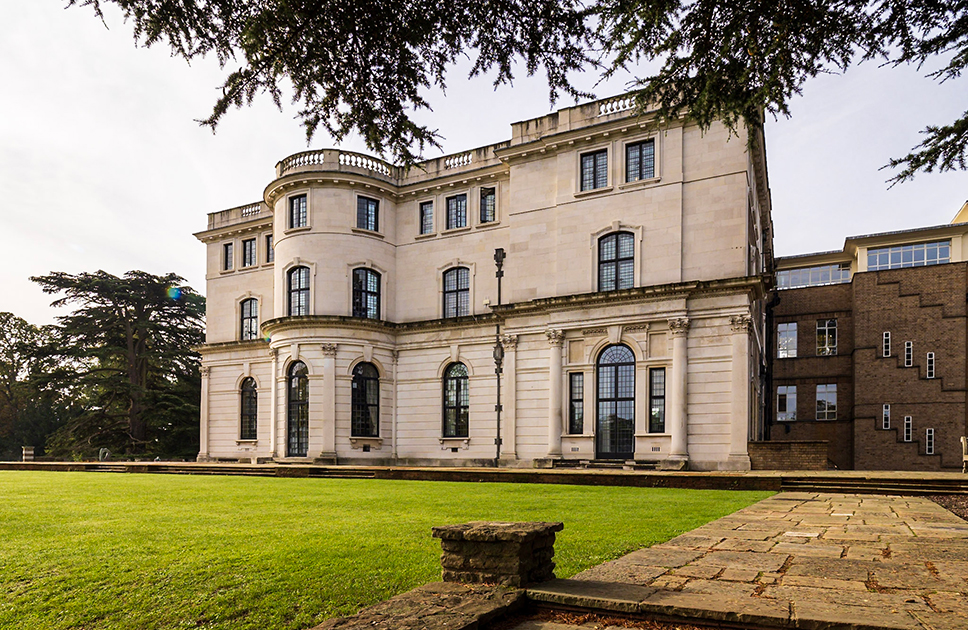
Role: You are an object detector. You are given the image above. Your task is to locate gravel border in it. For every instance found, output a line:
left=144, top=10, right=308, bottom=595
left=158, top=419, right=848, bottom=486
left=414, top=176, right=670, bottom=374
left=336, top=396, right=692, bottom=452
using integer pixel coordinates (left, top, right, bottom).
left=929, top=494, right=968, bottom=521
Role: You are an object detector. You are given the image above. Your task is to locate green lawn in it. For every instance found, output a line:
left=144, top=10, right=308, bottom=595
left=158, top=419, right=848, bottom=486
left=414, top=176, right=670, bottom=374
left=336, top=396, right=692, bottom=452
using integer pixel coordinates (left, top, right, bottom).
left=0, top=471, right=771, bottom=630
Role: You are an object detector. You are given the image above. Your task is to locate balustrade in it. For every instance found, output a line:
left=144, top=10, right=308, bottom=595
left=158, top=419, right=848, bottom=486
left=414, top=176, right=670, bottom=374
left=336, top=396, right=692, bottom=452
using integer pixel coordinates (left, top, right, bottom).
left=443, top=152, right=473, bottom=170
left=598, top=95, right=636, bottom=117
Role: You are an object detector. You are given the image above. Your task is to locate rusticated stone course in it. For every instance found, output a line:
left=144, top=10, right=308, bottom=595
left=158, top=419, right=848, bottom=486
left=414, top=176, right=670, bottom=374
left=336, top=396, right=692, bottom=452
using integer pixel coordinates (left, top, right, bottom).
left=432, top=521, right=564, bottom=587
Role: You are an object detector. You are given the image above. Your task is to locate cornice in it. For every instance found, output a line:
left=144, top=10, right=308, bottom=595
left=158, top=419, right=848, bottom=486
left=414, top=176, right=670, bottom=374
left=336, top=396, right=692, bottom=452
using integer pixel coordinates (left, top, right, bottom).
left=210, top=276, right=766, bottom=347
left=194, top=215, right=273, bottom=242
left=196, top=339, right=269, bottom=353
left=493, top=109, right=675, bottom=164
left=491, top=275, right=765, bottom=317
left=262, top=158, right=510, bottom=204
left=264, top=172, right=397, bottom=207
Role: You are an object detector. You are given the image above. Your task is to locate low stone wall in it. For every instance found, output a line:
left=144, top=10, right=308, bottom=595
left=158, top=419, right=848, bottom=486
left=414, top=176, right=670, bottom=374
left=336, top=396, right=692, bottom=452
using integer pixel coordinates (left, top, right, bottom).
left=432, top=521, right=563, bottom=587
left=748, top=441, right=828, bottom=470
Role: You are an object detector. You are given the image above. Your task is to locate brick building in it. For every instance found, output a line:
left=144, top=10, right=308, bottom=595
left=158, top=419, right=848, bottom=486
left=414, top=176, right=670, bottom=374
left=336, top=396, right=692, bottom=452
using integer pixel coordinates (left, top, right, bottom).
left=770, top=207, right=968, bottom=470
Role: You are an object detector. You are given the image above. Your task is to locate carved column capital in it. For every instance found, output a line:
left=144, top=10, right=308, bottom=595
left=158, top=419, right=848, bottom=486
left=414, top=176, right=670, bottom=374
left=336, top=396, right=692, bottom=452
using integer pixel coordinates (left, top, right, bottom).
left=321, top=343, right=338, bottom=357
left=729, top=314, right=752, bottom=334
left=200, top=366, right=210, bottom=377
left=668, top=318, right=691, bottom=338
left=500, top=334, right=519, bottom=350
left=545, top=329, right=565, bottom=346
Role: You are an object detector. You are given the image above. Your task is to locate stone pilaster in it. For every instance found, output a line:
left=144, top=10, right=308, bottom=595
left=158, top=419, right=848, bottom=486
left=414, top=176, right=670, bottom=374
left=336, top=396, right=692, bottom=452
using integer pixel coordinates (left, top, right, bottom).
left=727, top=315, right=753, bottom=470
left=500, top=334, right=518, bottom=459
left=197, top=366, right=211, bottom=462
left=666, top=318, right=690, bottom=468
left=268, top=347, right=279, bottom=459
left=545, top=330, right=564, bottom=458
left=319, top=343, right=338, bottom=461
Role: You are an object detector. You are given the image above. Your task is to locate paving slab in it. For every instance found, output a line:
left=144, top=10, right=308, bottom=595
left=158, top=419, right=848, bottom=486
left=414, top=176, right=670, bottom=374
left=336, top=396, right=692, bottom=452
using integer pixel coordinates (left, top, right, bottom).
left=523, top=492, right=968, bottom=630
left=309, top=582, right=524, bottom=630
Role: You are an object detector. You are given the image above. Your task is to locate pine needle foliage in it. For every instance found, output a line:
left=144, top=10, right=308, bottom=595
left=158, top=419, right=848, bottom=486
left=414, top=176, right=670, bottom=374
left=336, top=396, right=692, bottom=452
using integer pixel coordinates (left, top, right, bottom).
left=68, top=0, right=967, bottom=182
left=30, top=270, right=205, bottom=457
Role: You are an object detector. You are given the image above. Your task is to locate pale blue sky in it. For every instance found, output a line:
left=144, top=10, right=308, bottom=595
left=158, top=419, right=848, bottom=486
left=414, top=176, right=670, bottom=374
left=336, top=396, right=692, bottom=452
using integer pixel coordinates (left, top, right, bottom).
left=1, top=2, right=965, bottom=324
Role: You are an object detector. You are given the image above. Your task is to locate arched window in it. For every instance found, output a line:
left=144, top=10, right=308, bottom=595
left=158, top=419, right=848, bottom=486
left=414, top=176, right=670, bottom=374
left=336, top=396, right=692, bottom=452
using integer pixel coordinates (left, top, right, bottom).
left=598, top=232, right=634, bottom=291
left=443, top=267, right=469, bottom=318
left=287, top=361, right=309, bottom=457
left=240, top=377, right=258, bottom=440
left=288, top=267, right=310, bottom=316
left=443, top=362, right=469, bottom=437
left=352, top=268, right=381, bottom=320
left=240, top=298, right=259, bottom=340
left=596, top=344, right=635, bottom=459
left=351, top=362, right=380, bottom=437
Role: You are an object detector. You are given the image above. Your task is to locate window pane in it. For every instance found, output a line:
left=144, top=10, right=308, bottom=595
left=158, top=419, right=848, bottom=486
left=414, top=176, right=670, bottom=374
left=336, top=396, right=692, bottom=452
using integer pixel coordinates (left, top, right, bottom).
left=289, top=195, right=307, bottom=228
left=626, top=143, right=641, bottom=183
left=480, top=188, right=496, bottom=223
left=581, top=153, right=595, bottom=191
left=594, top=151, right=608, bottom=188
left=600, top=234, right=616, bottom=261
left=420, top=202, right=433, bottom=234
left=617, top=260, right=634, bottom=289
left=649, top=368, right=665, bottom=433
left=446, top=194, right=467, bottom=229
left=581, top=150, right=607, bottom=190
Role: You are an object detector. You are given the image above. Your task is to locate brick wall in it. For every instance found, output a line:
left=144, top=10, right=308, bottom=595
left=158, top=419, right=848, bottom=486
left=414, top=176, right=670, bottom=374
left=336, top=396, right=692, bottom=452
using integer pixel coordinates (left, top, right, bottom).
left=771, top=282, right=854, bottom=468
left=851, top=263, right=968, bottom=470
left=748, top=441, right=828, bottom=470
left=768, top=261, right=968, bottom=471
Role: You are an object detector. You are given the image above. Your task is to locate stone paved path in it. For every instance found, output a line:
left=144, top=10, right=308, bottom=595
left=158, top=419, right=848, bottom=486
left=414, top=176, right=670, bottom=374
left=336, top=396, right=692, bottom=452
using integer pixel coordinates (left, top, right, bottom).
left=526, top=493, right=968, bottom=629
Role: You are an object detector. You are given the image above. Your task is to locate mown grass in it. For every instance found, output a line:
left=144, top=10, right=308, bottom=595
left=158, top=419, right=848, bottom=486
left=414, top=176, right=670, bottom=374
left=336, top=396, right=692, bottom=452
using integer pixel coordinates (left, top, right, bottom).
left=0, top=471, right=771, bottom=630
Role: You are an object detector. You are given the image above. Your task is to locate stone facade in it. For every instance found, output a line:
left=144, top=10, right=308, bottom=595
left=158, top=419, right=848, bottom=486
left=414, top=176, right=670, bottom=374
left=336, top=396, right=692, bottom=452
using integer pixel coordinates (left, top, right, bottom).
left=195, top=95, right=773, bottom=470
left=769, top=214, right=968, bottom=470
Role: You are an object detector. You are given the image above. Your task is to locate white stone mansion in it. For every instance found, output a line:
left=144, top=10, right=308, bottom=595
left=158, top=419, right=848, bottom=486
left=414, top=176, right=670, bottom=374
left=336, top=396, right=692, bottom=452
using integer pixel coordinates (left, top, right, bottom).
left=195, top=95, right=773, bottom=470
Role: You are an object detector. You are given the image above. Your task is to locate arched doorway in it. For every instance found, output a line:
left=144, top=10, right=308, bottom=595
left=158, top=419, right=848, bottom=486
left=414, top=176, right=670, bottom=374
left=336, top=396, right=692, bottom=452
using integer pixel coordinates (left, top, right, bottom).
left=596, top=344, right=635, bottom=459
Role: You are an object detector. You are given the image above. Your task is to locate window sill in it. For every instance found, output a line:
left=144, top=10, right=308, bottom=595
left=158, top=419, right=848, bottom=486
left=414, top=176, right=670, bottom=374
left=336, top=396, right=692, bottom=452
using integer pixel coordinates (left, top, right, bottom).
left=635, top=433, right=671, bottom=438
left=618, top=176, right=661, bottom=191
left=439, top=437, right=470, bottom=450
left=219, top=268, right=235, bottom=275
left=475, top=221, right=500, bottom=230
left=415, top=231, right=437, bottom=240
left=236, top=439, right=258, bottom=445
left=574, top=186, right=613, bottom=198
left=351, top=227, right=384, bottom=239
left=284, top=226, right=311, bottom=235
left=349, top=437, right=383, bottom=450
left=442, top=225, right=472, bottom=235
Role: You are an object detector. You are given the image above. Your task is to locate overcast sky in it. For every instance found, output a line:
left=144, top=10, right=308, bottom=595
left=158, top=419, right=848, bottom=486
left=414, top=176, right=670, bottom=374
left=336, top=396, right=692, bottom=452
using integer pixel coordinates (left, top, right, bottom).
left=2, top=2, right=966, bottom=325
